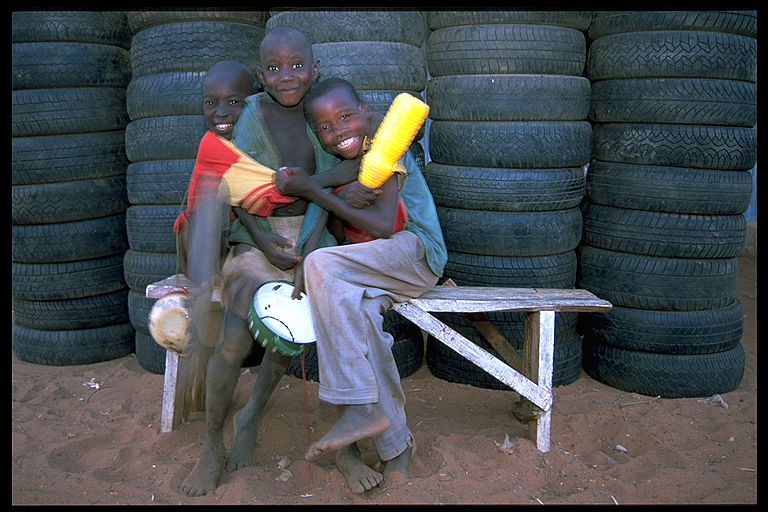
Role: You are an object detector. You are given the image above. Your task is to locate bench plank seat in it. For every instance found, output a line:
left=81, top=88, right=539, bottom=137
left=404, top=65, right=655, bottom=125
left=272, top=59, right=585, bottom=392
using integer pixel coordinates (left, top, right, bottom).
left=146, top=275, right=612, bottom=453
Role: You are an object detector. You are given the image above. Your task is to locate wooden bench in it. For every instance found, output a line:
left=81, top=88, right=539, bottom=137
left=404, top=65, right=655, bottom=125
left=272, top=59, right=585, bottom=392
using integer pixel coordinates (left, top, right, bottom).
left=146, top=275, right=612, bottom=453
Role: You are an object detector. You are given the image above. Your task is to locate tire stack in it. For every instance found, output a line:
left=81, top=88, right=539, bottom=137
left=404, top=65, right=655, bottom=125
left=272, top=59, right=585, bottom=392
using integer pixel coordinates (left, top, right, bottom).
left=11, top=11, right=135, bottom=366
left=124, top=11, right=268, bottom=374
left=420, top=11, right=594, bottom=388
left=264, top=9, right=430, bottom=380
left=578, top=11, right=757, bottom=398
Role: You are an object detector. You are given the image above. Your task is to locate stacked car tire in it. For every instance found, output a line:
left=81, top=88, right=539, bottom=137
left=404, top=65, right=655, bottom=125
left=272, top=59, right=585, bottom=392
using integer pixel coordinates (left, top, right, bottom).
left=123, top=11, right=268, bottom=373
left=421, top=11, right=595, bottom=388
left=577, top=11, right=757, bottom=398
left=264, top=9, right=431, bottom=380
left=11, top=11, right=135, bottom=365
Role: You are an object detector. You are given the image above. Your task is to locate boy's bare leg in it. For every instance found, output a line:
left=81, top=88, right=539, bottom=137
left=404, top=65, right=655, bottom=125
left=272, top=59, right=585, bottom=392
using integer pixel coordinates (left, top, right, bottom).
left=227, top=349, right=291, bottom=471
left=180, top=316, right=251, bottom=497
left=305, top=403, right=390, bottom=461
left=382, top=443, right=413, bottom=482
left=336, top=442, right=384, bottom=494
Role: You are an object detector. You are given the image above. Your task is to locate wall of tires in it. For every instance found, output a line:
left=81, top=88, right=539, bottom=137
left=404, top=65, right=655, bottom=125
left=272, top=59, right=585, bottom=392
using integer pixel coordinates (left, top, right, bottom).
left=122, top=11, right=269, bottom=374
left=11, top=12, right=135, bottom=365
left=11, top=10, right=757, bottom=400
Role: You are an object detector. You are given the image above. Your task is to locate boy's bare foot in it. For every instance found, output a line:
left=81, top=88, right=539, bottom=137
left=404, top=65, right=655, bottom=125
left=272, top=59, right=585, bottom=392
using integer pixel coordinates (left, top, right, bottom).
left=383, top=443, right=413, bottom=483
left=226, top=409, right=258, bottom=471
left=336, top=442, right=384, bottom=494
left=305, top=404, right=390, bottom=461
left=180, top=439, right=225, bottom=497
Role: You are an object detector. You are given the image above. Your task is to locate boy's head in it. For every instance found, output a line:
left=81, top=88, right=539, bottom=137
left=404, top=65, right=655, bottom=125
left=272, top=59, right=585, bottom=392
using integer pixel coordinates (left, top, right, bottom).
left=304, top=78, right=370, bottom=160
left=202, top=60, right=254, bottom=140
left=257, top=26, right=319, bottom=108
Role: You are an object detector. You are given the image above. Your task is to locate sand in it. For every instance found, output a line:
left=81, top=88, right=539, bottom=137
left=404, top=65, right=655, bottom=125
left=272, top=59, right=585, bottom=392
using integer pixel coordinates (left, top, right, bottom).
left=11, top=255, right=757, bottom=505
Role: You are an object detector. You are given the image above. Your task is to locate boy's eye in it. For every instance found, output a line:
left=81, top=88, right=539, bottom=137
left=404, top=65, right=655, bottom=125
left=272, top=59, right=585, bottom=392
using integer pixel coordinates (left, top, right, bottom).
left=267, top=65, right=278, bottom=72
left=317, top=124, right=330, bottom=132
left=292, top=62, right=304, bottom=70
left=229, top=99, right=241, bottom=105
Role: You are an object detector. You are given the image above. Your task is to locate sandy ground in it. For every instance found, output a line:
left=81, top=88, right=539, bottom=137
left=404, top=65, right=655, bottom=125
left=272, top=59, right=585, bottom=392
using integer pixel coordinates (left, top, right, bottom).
left=11, top=255, right=757, bottom=505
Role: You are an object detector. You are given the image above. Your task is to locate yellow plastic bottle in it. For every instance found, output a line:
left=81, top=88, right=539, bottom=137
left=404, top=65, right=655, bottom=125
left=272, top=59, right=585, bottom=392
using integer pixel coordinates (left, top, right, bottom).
left=358, top=93, right=429, bottom=188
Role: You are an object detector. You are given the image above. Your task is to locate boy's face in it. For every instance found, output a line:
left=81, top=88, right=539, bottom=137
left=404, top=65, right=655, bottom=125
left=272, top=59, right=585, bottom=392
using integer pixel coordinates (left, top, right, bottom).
left=202, top=74, right=251, bottom=140
left=308, top=87, right=369, bottom=160
left=257, top=38, right=319, bottom=108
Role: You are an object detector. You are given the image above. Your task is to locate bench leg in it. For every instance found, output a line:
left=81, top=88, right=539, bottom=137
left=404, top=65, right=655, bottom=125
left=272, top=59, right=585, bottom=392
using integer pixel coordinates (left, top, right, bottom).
left=523, top=310, right=555, bottom=453
left=160, top=350, right=180, bottom=433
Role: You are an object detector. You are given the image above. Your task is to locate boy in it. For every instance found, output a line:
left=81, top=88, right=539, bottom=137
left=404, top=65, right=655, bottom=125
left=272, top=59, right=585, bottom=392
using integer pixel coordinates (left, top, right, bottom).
left=275, top=77, right=448, bottom=490
left=179, top=29, right=358, bottom=497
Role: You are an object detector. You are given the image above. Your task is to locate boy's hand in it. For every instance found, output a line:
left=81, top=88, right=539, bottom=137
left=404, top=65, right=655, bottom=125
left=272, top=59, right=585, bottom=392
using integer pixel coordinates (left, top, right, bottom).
left=292, top=262, right=306, bottom=299
left=339, top=181, right=382, bottom=208
left=275, top=166, right=313, bottom=196
left=260, top=232, right=303, bottom=271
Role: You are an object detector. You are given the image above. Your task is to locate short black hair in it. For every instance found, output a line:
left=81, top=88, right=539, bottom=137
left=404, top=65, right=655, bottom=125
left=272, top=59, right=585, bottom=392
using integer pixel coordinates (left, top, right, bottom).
left=303, top=77, right=361, bottom=129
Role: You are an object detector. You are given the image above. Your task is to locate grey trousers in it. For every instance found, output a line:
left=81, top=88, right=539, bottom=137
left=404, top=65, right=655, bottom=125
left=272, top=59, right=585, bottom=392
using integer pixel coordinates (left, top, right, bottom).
left=303, top=230, right=439, bottom=460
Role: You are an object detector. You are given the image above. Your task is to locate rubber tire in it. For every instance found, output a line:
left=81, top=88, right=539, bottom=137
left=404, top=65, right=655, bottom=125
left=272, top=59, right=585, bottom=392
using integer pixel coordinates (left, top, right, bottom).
left=125, top=205, right=181, bottom=254
left=12, top=131, right=128, bottom=186
left=12, top=88, right=130, bottom=137
left=126, top=159, right=195, bottom=206
left=12, top=255, right=127, bottom=301
left=592, top=123, right=757, bottom=171
left=429, top=120, right=592, bottom=168
left=589, top=78, right=756, bottom=127
left=427, top=74, right=590, bottom=122
left=312, top=41, right=427, bottom=91
left=12, top=289, right=129, bottom=330
left=587, top=30, right=756, bottom=82
left=585, top=161, right=753, bottom=215
left=12, top=176, right=129, bottom=225
left=125, top=115, right=207, bottom=162
left=444, top=251, right=577, bottom=289
left=12, top=11, right=132, bottom=47
left=438, top=206, right=582, bottom=257
left=425, top=163, right=585, bottom=212
left=128, top=21, right=265, bottom=78
left=582, top=338, right=745, bottom=398
left=12, top=42, right=131, bottom=90
left=12, top=214, right=129, bottom=264
left=587, top=10, right=757, bottom=39
left=427, top=11, right=593, bottom=31
left=581, top=202, right=746, bottom=259
left=576, top=245, right=739, bottom=311
left=427, top=24, right=586, bottom=77
left=12, top=322, right=135, bottom=366
left=579, top=299, right=744, bottom=355
left=266, top=10, right=426, bottom=46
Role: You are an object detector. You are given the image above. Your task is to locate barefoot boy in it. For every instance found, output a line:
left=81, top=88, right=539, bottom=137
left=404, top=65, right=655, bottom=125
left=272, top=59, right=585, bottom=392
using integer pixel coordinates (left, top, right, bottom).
left=178, top=28, right=357, bottom=497
left=275, top=77, right=447, bottom=491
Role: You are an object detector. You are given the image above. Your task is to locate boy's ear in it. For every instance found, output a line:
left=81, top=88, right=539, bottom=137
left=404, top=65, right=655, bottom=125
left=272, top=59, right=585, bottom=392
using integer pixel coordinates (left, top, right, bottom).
left=311, top=59, right=320, bottom=82
left=255, top=65, right=266, bottom=87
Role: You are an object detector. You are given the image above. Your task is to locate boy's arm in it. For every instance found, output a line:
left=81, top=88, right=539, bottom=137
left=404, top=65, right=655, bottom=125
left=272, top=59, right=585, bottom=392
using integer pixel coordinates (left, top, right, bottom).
left=234, top=207, right=302, bottom=271
left=310, top=157, right=361, bottom=188
left=277, top=167, right=400, bottom=239
left=292, top=208, right=329, bottom=298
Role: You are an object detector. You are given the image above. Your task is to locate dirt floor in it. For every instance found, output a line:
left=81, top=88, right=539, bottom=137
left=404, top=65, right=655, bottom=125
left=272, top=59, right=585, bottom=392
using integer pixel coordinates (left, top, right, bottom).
left=11, top=255, right=757, bottom=505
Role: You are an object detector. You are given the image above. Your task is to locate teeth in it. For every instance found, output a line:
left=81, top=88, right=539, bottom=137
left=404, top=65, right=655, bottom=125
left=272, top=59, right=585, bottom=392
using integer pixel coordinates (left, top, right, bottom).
left=216, top=123, right=232, bottom=131
left=337, top=137, right=356, bottom=150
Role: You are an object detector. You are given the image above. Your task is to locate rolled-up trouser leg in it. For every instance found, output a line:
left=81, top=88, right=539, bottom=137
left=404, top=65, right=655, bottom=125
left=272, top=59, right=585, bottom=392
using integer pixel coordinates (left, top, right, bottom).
left=303, top=231, right=438, bottom=460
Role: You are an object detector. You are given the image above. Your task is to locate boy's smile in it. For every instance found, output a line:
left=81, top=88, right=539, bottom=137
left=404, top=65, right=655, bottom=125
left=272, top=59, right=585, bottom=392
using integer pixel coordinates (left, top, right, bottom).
left=308, top=87, right=369, bottom=160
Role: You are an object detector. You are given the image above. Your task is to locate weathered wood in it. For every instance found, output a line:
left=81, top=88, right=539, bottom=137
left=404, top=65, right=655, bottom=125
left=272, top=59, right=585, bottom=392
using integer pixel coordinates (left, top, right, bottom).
left=467, top=314, right=525, bottom=372
left=146, top=274, right=613, bottom=453
left=392, top=301, right=552, bottom=411
left=409, top=286, right=612, bottom=313
left=146, top=273, right=221, bottom=302
left=161, top=351, right=180, bottom=433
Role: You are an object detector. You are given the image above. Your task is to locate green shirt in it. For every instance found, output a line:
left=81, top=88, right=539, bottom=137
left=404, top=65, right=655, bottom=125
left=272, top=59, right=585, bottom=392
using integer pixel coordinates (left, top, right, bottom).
left=230, top=91, right=339, bottom=253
